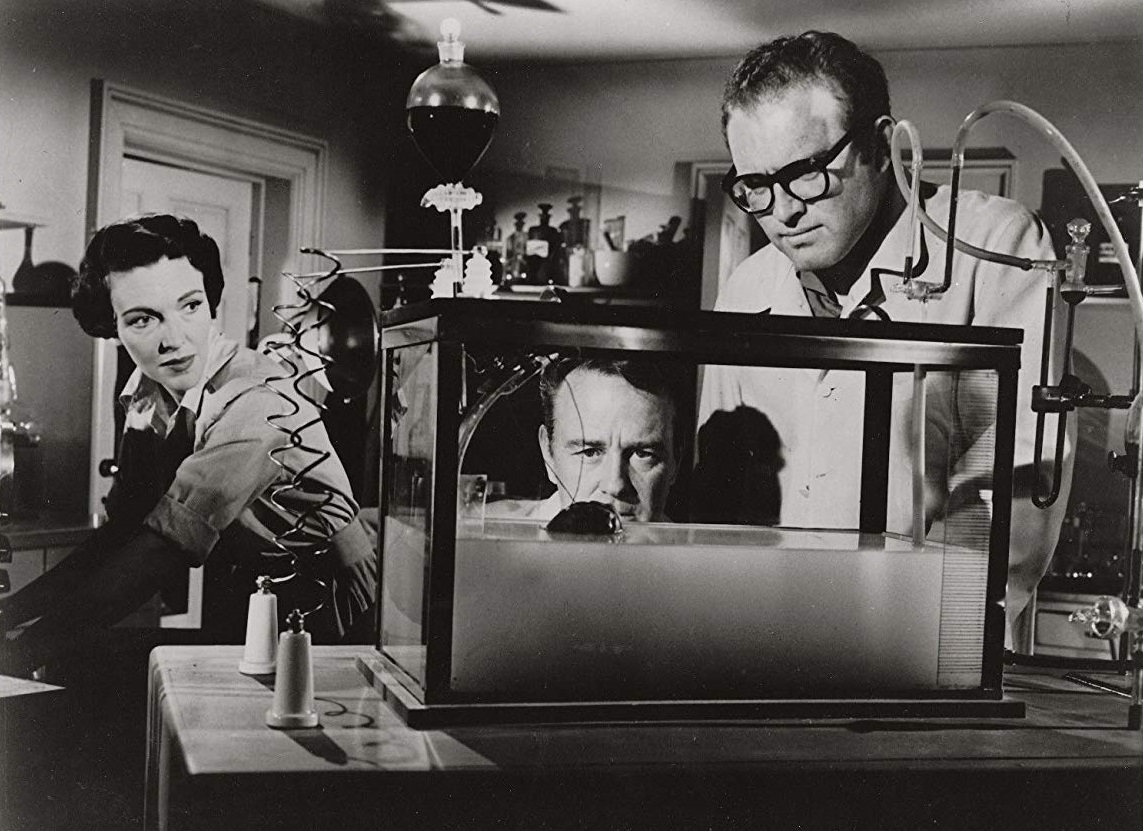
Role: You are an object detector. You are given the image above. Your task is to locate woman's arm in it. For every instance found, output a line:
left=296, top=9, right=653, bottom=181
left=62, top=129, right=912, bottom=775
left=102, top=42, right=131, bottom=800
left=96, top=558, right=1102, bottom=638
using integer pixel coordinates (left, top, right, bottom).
left=0, top=526, right=188, bottom=676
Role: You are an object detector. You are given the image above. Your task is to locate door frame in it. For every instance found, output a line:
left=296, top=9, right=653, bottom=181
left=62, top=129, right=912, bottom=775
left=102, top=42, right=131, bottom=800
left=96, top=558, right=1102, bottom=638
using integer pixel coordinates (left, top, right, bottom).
left=85, top=81, right=328, bottom=519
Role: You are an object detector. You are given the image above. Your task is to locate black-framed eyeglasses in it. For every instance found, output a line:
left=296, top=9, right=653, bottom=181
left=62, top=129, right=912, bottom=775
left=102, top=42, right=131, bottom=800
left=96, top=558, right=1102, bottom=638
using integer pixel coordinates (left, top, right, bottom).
left=722, top=129, right=855, bottom=215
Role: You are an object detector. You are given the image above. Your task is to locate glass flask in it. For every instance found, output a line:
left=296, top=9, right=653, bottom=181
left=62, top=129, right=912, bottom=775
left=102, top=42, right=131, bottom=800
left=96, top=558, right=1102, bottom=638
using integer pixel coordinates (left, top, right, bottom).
left=406, top=18, right=500, bottom=184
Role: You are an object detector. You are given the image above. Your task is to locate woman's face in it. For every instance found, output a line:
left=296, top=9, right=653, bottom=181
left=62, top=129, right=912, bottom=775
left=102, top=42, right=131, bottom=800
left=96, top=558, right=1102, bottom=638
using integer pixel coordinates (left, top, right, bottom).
left=108, top=256, right=214, bottom=400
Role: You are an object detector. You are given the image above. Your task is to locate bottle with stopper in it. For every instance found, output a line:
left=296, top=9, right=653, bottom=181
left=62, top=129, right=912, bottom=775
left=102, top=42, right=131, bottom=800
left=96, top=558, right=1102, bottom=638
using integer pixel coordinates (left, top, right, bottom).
left=560, top=196, right=594, bottom=287
left=504, top=211, right=528, bottom=286
left=526, top=203, right=563, bottom=285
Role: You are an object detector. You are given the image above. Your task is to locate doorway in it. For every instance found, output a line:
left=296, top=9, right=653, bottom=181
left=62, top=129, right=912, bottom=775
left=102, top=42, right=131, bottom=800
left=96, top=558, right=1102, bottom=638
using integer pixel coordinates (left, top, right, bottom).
left=689, top=163, right=765, bottom=311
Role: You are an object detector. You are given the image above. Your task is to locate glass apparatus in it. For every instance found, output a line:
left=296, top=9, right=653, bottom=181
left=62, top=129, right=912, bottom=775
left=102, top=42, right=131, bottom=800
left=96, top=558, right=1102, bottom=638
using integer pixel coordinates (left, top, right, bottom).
left=0, top=273, right=39, bottom=519
left=889, top=102, right=1143, bottom=728
left=406, top=18, right=501, bottom=296
left=406, top=18, right=500, bottom=185
left=363, top=300, right=1023, bottom=728
left=284, top=20, right=503, bottom=303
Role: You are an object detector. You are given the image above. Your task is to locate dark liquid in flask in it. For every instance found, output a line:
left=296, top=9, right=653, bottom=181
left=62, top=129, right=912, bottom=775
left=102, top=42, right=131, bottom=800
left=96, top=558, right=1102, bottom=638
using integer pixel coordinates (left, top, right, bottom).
left=407, top=106, right=498, bottom=183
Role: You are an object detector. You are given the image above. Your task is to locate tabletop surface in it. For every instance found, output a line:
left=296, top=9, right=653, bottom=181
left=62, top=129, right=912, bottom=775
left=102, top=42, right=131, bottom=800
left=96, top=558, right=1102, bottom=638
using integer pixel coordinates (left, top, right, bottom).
left=149, top=645, right=1143, bottom=779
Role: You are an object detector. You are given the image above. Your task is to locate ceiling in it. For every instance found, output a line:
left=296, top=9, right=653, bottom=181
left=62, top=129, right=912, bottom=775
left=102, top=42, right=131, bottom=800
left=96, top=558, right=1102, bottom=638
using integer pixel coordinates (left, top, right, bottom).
left=252, top=0, right=1143, bottom=62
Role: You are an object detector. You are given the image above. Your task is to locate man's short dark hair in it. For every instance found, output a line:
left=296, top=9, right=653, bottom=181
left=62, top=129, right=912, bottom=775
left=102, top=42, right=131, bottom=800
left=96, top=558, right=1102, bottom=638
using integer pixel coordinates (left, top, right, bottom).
left=72, top=214, right=225, bottom=338
left=539, top=356, right=683, bottom=448
left=721, top=31, right=891, bottom=162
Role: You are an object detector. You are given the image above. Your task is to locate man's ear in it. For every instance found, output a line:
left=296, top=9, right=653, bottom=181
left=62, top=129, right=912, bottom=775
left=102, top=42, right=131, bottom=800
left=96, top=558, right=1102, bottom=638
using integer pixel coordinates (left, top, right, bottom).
left=538, top=424, right=559, bottom=489
left=872, top=115, right=896, bottom=173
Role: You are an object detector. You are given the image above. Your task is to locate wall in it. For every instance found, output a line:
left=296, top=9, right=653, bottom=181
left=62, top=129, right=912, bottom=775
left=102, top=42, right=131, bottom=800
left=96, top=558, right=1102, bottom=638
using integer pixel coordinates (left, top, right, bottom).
left=879, top=42, right=1143, bottom=209
left=0, top=0, right=411, bottom=515
left=481, top=56, right=730, bottom=244
left=481, top=40, right=1143, bottom=243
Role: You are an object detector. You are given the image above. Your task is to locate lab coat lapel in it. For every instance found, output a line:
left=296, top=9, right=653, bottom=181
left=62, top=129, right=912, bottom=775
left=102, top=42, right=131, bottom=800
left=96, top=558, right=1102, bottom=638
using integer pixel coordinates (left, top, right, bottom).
left=771, top=261, right=812, bottom=316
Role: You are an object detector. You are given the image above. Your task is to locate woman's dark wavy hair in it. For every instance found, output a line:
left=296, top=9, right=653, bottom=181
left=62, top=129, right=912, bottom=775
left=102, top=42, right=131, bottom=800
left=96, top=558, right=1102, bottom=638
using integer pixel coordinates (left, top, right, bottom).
left=721, top=31, right=891, bottom=162
left=72, top=214, right=224, bottom=338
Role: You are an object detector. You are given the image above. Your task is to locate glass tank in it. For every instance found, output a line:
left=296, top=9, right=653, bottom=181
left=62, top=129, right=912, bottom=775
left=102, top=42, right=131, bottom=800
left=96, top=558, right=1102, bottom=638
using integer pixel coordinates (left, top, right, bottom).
left=364, top=300, right=1021, bottom=727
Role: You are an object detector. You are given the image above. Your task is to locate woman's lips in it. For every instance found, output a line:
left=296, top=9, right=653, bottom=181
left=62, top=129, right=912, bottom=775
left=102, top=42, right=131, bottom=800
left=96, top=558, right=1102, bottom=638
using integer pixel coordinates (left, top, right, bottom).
left=162, top=355, right=195, bottom=373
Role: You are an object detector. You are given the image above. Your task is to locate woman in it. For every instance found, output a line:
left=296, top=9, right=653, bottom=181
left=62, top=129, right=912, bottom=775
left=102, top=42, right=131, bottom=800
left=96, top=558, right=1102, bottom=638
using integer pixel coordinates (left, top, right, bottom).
left=0, top=215, right=376, bottom=676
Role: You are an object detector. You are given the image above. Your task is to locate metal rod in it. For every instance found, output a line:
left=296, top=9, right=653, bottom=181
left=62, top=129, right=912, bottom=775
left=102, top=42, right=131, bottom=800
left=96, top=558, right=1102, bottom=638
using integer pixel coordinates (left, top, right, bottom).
left=911, top=365, right=927, bottom=547
left=1031, top=286, right=1066, bottom=508
left=859, top=370, right=893, bottom=535
left=1129, top=180, right=1143, bottom=728
left=449, top=207, right=465, bottom=297
left=323, top=247, right=479, bottom=256
left=1062, top=672, right=1132, bottom=698
left=291, top=262, right=442, bottom=280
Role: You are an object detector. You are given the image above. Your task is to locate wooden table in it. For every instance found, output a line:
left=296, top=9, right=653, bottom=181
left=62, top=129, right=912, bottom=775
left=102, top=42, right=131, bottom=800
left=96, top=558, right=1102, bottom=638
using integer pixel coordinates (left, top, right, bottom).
left=145, top=645, right=1143, bottom=831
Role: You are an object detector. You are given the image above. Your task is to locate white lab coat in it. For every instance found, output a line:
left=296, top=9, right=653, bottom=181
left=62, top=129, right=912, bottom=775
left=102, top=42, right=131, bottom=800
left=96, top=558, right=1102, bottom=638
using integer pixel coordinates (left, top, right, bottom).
left=699, top=185, right=1073, bottom=622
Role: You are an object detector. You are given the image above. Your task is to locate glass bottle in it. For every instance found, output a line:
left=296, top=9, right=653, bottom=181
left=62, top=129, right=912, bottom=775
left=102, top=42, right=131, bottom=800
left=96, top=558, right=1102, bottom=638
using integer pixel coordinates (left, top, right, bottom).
left=0, top=277, right=40, bottom=518
left=560, top=196, right=593, bottom=287
left=525, top=203, right=563, bottom=285
left=504, top=211, right=528, bottom=286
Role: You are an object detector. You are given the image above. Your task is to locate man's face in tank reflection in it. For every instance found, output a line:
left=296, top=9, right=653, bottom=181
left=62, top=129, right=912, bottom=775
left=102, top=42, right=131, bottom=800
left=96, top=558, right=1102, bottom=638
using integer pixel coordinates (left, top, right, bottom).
left=539, top=365, right=678, bottom=522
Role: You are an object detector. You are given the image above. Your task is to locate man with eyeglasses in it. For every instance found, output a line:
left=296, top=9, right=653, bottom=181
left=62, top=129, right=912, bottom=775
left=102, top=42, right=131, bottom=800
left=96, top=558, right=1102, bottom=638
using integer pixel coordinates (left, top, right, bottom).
left=698, top=31, right=1070, bottom=633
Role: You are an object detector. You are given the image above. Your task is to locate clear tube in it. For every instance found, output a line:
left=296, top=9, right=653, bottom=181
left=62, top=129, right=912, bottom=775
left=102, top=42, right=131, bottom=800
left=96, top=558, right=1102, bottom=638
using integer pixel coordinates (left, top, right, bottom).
left=890, top=102, right=1143, bottom=333
left=895, top=102, right=1143, bottom=710
left=890, top=120, right=1050, bottom=279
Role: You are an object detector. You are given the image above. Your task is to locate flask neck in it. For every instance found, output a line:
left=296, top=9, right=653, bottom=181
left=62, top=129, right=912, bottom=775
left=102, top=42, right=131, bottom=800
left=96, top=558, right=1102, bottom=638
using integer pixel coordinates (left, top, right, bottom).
left=438, top=38, right=465, bottom=64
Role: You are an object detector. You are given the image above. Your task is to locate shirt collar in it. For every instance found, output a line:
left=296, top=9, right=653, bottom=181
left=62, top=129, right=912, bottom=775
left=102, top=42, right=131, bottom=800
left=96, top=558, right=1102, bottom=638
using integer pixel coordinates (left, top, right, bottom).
left=798, top=269, right=831, bottom=298
left=119, top=329, right=240, bottom=427
left=796, top=270, right=843, bottom=319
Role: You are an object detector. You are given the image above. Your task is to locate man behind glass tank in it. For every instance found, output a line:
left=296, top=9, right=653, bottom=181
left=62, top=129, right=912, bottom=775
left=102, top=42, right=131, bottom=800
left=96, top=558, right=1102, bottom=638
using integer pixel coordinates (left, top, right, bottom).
left=700, top=31, right=1072, bottom=628
left=488, top=357, right=680, bottom=523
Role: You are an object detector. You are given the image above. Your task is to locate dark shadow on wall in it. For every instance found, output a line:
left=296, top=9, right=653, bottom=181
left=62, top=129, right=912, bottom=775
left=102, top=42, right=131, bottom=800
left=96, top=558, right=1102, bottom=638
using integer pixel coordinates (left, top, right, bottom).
left=691, top=406, right=783, bottom=525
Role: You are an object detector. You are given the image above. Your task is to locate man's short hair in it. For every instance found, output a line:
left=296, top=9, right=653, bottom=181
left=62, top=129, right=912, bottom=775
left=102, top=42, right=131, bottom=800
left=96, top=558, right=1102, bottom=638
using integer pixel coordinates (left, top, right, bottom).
left=539, top=356, right=683, bottom=447
left=72, top=214, right=225, bottom=338
left=721, top=30, right=891, bottom=162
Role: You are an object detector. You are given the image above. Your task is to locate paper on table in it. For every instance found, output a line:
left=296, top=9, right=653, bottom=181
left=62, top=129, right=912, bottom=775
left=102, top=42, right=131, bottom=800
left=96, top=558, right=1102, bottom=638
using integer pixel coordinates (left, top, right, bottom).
left=0, top=674, right=63, bottom=698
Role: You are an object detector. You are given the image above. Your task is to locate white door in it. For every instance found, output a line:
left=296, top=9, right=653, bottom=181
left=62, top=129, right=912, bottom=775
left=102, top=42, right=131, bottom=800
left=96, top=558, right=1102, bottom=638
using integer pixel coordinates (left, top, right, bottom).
left=90, top=160, right=259, bottom=628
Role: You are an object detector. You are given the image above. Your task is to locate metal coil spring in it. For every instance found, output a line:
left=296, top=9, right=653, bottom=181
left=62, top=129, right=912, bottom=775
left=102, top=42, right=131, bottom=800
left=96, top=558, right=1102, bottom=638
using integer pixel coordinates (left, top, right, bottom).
left=258, top=248, right=359, bottom=622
